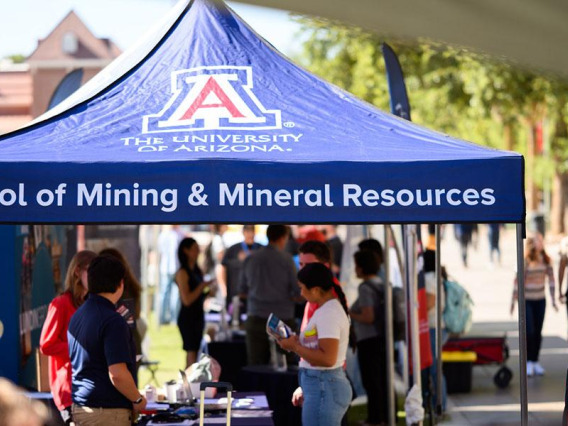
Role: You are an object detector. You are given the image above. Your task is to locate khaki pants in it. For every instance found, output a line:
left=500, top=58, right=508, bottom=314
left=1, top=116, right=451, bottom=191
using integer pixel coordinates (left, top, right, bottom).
left=72, top=404, right=132, bottom=426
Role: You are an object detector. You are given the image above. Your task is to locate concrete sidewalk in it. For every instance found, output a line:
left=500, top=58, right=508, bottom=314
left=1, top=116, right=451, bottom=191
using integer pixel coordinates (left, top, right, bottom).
left=435, top=225, right=567, bottom=425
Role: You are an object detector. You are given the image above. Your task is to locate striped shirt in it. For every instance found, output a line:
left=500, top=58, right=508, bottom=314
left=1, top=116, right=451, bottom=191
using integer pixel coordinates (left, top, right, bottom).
left=513, top=262, right=555, bottom=301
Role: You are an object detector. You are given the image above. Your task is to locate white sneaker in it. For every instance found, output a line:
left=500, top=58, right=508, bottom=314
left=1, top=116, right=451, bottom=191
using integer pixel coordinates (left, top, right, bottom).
left=533, top=362, right=545, bottom=376
left=527, top=361, right=534, bottom=377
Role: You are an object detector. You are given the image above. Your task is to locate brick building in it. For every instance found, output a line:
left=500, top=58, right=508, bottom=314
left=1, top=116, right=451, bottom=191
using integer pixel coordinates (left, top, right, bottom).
left=0, top=11, right=120, bottom=134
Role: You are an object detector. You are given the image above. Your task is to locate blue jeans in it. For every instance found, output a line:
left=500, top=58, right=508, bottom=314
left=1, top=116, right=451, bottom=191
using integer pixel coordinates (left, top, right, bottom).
left=299, top=367, right=352, bottom=426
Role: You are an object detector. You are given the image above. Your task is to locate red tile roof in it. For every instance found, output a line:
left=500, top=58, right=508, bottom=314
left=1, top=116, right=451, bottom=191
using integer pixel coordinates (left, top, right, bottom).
left=28, top=10, right=121, bottom=62
left=0, top=10, right=121, bottom=133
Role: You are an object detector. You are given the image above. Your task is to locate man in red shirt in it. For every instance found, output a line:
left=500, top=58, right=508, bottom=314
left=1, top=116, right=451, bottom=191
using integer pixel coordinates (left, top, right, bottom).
left=298, top=240, right=336, bottom=331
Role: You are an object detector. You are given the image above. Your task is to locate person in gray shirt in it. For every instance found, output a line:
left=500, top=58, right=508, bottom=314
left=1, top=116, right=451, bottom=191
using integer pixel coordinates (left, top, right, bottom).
left=221, top=225, right=262, bottom=311
left=349, top=250, right=389, bottom=426
left=240, top=225, right=300, bottom=365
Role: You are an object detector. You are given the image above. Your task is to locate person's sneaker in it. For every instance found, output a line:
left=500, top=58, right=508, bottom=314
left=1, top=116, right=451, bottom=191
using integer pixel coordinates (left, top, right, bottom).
left=533, top=362, right=545, bottom=376
left=527, top=361, right=534, bottom=377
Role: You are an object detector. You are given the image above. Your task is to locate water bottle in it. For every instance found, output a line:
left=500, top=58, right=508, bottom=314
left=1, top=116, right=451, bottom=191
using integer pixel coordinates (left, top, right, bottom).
left=218, top=306, right=228, bottom=341
left=269, top=339, right=288, bottom=372
left=275, top=350, right=287, bottom=372
left=231, top=295, right=240, bottom=330
left=165, top=380, right=178, bottom=402
left=144, top=384, right=156, bottom=403
left=269, top=338, right=278, bottom=369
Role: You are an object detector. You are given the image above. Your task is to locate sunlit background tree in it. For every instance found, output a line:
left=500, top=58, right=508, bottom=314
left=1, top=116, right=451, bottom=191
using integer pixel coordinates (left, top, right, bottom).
left=293, top=17, right=568, bottom=234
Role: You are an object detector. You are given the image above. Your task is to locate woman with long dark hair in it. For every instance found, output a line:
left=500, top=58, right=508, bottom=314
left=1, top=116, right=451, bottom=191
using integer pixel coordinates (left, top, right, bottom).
left=175, top=237, right=211, bottom=368
left=511, top=234, right=557, bottom=376
left=40, top=250, right=97, bottom=425
left=278, top=262, right=352, bottom=426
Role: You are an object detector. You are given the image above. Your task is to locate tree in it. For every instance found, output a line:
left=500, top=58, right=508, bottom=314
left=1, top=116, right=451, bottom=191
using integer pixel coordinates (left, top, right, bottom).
left=293, top=17, right=568, bottom=233
left=293, top=19, right=497, bottom=146
left=5, top=54, right=26, bottom=64
left=547, top=84, right=568, bottom=234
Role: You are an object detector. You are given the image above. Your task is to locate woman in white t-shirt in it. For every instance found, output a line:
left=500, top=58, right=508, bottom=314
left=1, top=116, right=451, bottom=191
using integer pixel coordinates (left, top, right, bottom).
left=278, top=263, right=352, bottom=426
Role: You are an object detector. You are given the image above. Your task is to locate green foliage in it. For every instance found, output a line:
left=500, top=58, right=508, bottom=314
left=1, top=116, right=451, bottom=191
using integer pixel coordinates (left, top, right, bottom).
left=138, top=315, right=185, bottom=389
left=292, top=17, right=568, bottom=197
left=547, top=87, right=568, bottom=172
left=534, top=156, right=556, bottom=190
left=5, top=54, right=26, bottom=63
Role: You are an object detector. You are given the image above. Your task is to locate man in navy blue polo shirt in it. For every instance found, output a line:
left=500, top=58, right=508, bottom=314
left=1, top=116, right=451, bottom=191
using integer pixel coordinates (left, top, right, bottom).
left=68, top=255, right=146, bottom=425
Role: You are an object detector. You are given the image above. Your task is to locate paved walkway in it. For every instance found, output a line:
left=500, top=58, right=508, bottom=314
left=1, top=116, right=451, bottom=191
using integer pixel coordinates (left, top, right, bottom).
left=436, top=225, right=567, bottom=425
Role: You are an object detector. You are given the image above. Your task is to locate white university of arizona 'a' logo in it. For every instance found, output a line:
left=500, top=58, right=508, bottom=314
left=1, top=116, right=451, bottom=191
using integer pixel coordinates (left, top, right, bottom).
left=143, top=66, right=281, bottom=133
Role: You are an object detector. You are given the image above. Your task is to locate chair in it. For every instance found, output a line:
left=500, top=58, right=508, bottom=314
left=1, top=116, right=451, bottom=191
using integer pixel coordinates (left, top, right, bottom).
left=137, top=318, right=160, bottom=387
left=139, top=359, right=160, bottom=387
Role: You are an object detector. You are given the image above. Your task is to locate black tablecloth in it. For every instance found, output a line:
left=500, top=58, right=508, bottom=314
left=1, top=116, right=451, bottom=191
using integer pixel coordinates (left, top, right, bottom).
left=237, top=366, right=301, bottom=426
left=208, top=338, right=247, bottom=386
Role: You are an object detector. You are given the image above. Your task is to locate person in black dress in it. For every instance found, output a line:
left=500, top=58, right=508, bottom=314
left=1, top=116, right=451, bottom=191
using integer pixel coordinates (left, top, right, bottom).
left=175, top=237, right=212, bottom=368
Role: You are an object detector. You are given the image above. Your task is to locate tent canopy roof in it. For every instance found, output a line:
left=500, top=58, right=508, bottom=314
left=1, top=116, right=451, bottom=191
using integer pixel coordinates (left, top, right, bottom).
left=0, top=0, right=524, bottom=224
left=239, top=0, right=568, bottom=78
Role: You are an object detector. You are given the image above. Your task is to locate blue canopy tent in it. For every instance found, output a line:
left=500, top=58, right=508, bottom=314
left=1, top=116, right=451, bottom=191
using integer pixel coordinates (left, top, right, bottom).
left=0, top=0, right=528, bottom=423
left=0, top=0, right=523, bottom=225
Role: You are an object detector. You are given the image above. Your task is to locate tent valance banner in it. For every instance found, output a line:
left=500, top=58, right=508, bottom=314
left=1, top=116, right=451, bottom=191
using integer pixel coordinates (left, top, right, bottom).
left=0, top=0, right=525, bottom=224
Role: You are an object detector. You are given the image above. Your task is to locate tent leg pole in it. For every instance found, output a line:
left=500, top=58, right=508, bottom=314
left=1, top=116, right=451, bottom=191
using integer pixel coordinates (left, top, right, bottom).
left=399, top=227, right=410, bottom=392
left=435, top=224, right=443, bottom=419
left=516, top=224, right=528, bottom=425
left=406, top=225, right=422, bottom=425
left=385, top=226, right=396, bottom=426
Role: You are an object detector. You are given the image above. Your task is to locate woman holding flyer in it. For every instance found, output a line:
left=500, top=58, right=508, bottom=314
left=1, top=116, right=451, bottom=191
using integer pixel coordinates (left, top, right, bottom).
left=278, top=263, right=352, bottom=426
